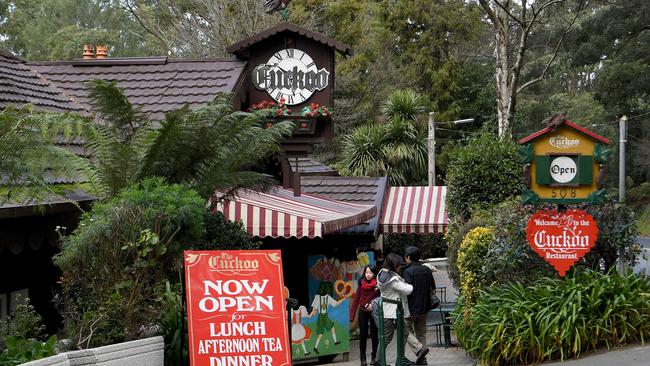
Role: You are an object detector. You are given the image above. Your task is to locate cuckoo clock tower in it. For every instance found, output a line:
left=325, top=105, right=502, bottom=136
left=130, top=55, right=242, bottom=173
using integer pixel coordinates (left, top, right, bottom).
left=228, top=22, right=352, bottom=154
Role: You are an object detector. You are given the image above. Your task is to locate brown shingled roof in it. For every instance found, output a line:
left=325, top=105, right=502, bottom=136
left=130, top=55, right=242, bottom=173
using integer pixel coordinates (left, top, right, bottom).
left=301, top=176, right=388, bottom=236
left=0, top=51, right=86, bottom=113
left=28, top=57, right=246, bottom=121
left=227, top=22, right=353, bottom=58
left=289, top=156, right=337, bottom=176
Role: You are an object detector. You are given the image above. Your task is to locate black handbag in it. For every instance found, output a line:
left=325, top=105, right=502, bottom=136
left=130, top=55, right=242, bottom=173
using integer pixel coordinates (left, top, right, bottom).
left=428, top=288, right=441, bottom=310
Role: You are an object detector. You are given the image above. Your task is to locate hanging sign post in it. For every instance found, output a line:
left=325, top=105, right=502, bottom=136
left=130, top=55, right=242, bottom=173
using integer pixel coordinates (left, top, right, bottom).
left=526, top=209, right=598, bottom=276
left=518, top=116, right=610, bottom=205
left=184, top=250, right=291, bottom=366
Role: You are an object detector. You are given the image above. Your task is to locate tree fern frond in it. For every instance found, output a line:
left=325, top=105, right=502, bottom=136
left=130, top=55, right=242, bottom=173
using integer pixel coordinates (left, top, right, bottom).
left=0, top=105, right=94, bottom=206
left=86, top=79, right=140, bottom=133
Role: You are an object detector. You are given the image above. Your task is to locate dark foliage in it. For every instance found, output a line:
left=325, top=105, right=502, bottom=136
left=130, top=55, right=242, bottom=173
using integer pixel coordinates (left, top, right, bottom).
left=201, top=211, right=261, bottom=251
left=384, top=233, right=446, bottom=259
left=446, top=132, right=522, bottom=221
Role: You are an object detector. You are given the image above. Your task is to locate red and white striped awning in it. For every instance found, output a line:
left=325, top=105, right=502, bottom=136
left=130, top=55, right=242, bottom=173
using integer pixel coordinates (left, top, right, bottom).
left=380, top=186, right=448, bottom=234
left=212, top=187, right=377, bottom=239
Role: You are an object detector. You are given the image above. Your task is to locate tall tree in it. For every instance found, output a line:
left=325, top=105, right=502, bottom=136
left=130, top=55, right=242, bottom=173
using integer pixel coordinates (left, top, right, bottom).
left=0, top=0, right=164, bottom=60
left=121, top=0, right=280, bottom=57
left=477, top=0, right=585, bottom=138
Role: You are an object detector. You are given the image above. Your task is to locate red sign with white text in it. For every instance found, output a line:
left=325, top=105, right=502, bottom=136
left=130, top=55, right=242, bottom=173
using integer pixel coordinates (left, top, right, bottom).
left=184, top=250, right=291, bottom=366
left=526, top=209, right=598, bottom=276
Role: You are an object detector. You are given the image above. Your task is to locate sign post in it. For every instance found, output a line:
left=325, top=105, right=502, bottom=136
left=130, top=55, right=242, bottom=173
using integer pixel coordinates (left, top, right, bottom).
left=184, top=250, right=292, bottom=366
left=519, top=117, right=611, bottom=276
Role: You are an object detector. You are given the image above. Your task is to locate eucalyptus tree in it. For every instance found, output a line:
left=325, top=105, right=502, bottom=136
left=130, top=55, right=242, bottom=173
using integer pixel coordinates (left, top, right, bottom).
left=476, top=0, right=586, bottom=138
left=121, top=0, right=279, bottom=57
left=0, top=0, right=163, bottom=60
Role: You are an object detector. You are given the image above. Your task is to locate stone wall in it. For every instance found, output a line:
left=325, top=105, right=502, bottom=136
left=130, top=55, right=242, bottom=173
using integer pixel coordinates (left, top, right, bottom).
left=21, top=336, right=164, bottom=366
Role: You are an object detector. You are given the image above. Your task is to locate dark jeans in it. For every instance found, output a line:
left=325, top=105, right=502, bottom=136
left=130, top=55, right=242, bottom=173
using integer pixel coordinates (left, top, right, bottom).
left=358, top=309, right=378, bottom=361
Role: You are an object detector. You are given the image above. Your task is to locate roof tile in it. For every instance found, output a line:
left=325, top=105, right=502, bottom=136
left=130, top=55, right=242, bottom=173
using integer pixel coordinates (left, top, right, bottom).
left=28, top=58, right=245, bottom=119
left=301, top=176, right=389, bottom=236
left=0, top=53, right=85, bottom=113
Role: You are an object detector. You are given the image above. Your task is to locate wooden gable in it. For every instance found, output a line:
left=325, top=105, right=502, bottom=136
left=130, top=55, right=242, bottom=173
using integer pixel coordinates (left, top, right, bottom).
left=228, top=22, right=352, bottom=153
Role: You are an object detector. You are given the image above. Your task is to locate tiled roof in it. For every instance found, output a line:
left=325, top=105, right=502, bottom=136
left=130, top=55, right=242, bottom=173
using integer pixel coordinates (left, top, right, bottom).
left=0, top=189, right=94, bottom=219
left=0, top=51, right=86, bottom=113
left=289, top=157, right=337, bottom=176
left=0, top=51, right=93, bottom=211
left=28, top=57, right=246, bottom=121
left=300, top=176, right=388, bottom=237
left=517, top=119, right=611, bottom=145
left=227, top=22, right=353, bottom=58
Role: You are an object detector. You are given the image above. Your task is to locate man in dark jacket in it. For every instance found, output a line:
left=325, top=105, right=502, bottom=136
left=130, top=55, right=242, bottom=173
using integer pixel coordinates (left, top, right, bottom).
left=403, top=246, right=432, bottom=365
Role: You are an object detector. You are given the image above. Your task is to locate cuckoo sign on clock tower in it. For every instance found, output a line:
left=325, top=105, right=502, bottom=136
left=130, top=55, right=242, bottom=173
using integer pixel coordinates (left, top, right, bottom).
left=227, top=22, right=352, bottom=152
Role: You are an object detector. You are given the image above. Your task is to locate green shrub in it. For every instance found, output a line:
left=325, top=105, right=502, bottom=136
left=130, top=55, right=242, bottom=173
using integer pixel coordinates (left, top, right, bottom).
left=384, top=233, right=445, bottom=259
left=457, top=227, right=494, bottom=307
left=482, top=200, right=555, bottom=286
left=446, top=132, right=522, bottom=221
left=446, top=217, right=489, bottom=289
left=0, top=336, right=57, bottom=365
left=583, top=202, right=640, bottom=271
left=455, top=270, right=650, bottom=365
left=201, top=211, right=260, bottom=250
left=0, top=299, right=45, bottom=351
left=54, top=178, right=205, bottom=348
left=628, top=182, right=650, bottom=207
left=159, top=281, right=188, bottom=366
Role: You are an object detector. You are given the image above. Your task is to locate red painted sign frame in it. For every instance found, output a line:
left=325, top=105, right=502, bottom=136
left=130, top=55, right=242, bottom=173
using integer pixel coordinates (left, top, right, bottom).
left=526, top=209, right=598, bottom=276
left=184, top=250, right=291, bottom=366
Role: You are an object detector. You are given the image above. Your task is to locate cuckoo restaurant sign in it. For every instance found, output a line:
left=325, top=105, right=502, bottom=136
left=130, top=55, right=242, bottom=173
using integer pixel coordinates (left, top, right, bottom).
left=252, top=48, right=330, bottom=105
left=184, top=250, right=291, bottom=366
left=526, top=209, right=598, bottom=276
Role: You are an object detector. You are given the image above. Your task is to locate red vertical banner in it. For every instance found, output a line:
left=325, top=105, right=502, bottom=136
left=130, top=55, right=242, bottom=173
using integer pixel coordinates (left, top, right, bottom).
left=184, top=250, right=291, bottom=366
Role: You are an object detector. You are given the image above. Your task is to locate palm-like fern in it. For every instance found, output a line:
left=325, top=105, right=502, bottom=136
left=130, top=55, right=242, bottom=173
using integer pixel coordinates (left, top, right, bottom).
left=0, top=105, right=97, bottom=206
left=86, top=80, right=293, bottom=200
left=337, top=90, right=428, bottom=185
left=381, top=89, right=427, bottom=123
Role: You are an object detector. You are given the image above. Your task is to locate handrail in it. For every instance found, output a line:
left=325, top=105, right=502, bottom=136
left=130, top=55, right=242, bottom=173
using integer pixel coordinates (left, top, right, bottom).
left=377, top=297, right=405, bottom=366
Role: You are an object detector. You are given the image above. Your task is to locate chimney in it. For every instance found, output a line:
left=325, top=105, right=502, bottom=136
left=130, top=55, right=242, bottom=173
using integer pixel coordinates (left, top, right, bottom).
left=82, top=44, right=94, bottom=59
left=95, top=45, right=107, bottom=59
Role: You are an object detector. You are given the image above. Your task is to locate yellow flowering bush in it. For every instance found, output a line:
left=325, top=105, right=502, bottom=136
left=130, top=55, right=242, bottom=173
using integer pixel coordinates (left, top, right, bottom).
left=457, top=226, right=495, bottom=307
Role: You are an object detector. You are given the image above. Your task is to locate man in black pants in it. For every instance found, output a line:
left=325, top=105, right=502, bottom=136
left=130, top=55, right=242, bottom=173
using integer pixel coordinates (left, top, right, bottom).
left=403, top=246, right=432, bottom=365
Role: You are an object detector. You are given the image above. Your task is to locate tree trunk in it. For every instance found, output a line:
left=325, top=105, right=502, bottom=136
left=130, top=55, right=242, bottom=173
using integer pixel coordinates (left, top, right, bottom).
left=494, top=3, right=513, bottom=139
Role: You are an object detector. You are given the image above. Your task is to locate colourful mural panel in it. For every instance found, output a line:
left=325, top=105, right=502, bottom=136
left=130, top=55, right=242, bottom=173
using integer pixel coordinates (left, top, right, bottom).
left=290, top=252, right=375, bottom=360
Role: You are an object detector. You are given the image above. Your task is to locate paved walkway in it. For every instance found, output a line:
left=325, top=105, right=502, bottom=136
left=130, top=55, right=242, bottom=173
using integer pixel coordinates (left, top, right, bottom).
left=544, top=344, right=650, bottom=365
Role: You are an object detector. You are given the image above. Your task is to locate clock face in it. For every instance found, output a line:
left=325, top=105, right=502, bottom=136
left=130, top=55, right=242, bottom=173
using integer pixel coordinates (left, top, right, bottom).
left=252, top=48, right=330, bottom=105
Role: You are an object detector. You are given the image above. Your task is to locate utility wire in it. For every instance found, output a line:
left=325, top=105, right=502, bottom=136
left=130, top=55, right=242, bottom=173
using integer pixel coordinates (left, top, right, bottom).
left=628, top=111, right=650, bottom=120
left=435, top=127, right=484, bottom=134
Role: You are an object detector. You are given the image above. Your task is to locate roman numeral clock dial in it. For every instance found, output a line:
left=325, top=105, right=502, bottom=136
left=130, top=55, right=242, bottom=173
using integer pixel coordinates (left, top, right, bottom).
left=252, top=48, right=331, bottom=106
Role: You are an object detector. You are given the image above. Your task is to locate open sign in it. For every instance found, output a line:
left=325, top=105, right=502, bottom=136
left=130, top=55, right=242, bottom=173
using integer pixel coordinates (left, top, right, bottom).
left=549, top=156, right=577, bottom=184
